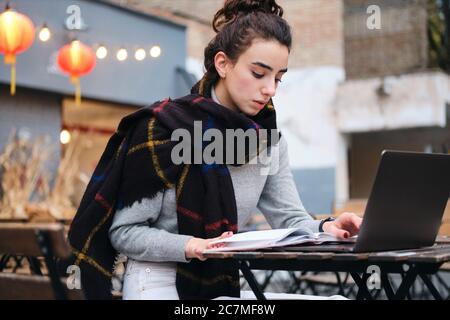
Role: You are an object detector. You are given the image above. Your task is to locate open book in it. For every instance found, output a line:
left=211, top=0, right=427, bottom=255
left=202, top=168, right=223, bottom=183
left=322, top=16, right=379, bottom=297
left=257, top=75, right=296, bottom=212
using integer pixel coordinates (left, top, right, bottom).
left=204, top=227, right=357, bottom=252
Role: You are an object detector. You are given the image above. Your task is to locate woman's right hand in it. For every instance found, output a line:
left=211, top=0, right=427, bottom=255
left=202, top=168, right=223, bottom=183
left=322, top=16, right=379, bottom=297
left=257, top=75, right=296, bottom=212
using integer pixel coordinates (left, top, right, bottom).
left=185, top=231, right=234, bottom=261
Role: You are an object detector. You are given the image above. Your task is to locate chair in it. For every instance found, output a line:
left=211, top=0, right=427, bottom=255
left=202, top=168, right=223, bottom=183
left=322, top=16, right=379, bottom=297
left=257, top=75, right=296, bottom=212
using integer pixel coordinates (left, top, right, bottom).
left=0, top=222, right=84, bottom=300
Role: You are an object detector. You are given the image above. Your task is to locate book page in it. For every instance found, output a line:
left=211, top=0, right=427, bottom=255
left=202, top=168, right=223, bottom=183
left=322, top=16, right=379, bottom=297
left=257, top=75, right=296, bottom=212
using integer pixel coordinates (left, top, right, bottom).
left=208, top=227, right=311, bottom=245
left=205, top=228, right=358, bottom=252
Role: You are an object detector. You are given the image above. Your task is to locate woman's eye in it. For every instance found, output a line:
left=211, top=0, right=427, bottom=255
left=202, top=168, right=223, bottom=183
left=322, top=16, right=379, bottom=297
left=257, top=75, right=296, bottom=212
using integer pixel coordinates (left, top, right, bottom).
left=252, top=71, right=264, bottom=79
left=252, top=71, right=282, bottom=84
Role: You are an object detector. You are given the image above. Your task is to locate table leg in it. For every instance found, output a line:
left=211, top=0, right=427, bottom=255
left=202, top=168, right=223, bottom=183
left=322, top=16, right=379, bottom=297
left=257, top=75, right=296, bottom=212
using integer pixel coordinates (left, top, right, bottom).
left=392, top=266, right=418, bottom=300
left=0, top=254, right=10, bottom=271
left=335, top=272, right=346, bottom=296
left=261, top=270, right=275, bottom=291
left=434, top=273, right=450, bottom=300
left=28, top=257, right=43, bottom=275
left=419, top=274, right=444, bottom=300
left=381, top=272, right=395, bottom=300
left=239, top=261, right=267, bottom=300
left=350, top=272, right=373, bottom=300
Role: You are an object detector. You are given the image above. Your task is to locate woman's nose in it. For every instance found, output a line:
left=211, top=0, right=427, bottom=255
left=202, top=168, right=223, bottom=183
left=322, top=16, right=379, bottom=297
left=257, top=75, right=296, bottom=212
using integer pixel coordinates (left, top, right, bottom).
left=261, top=82, right=276, bottom=98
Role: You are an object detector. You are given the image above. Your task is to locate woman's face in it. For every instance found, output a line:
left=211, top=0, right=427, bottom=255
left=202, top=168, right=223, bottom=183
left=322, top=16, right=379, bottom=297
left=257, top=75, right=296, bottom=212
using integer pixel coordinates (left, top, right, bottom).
left=214, top=39, right=289, bottom=116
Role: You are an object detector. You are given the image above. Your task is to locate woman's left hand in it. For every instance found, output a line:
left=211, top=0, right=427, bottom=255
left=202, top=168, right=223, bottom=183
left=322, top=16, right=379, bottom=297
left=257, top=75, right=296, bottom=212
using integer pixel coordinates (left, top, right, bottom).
left=322, top=212, right=362, bottom=239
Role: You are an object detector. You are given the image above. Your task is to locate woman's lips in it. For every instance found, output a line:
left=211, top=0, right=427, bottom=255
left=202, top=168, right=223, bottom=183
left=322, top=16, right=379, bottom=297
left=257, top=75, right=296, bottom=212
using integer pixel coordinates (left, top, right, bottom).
left=253, top=100, right=266, bottom=109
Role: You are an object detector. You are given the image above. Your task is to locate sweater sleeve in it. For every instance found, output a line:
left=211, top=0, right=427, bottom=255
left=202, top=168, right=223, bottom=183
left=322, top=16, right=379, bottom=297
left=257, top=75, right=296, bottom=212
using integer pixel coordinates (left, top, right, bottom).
left=108, top=190, right=193, bottom=263
left=257, top=135, right=322, bottom=233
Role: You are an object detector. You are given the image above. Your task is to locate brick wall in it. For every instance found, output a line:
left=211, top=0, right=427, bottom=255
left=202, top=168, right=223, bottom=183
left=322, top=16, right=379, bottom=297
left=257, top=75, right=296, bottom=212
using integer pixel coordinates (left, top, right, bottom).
left=106, top=0, right=433, bottom=76
left=343, top=0, right=428, bottom=79
left=281, top=0, right=344, bottom=68
left=109, top=0, right=344, bottom=68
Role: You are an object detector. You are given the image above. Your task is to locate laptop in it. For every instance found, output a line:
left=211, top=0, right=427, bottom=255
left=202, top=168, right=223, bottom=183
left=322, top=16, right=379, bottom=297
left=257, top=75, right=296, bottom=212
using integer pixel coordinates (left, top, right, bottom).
left=288, top=150, right=450, bottom=253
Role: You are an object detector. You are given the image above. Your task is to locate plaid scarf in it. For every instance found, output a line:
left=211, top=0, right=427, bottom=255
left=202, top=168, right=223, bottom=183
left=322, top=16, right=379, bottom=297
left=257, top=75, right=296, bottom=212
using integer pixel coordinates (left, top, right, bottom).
left=62, top=86, right=279, bottom=299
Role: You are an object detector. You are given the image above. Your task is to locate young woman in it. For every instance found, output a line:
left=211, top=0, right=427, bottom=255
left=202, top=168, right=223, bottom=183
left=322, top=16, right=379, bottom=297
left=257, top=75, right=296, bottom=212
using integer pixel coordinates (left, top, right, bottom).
left=67, top=0, right=361, bottom=300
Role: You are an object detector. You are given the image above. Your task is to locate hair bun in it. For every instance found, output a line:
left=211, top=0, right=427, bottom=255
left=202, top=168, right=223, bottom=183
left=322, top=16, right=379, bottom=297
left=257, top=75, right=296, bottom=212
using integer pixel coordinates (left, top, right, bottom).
left=213, top=0, right=284, bottom=33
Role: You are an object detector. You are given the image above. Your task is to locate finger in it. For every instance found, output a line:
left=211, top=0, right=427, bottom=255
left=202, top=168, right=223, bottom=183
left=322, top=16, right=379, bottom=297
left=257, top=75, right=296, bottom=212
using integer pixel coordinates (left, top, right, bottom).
left=206, top=232, right=229, bottom=246
left=349, top=215, right=363, bottom=235
left=206, top=240, right=227, bottom=249
left=339, top=213, right=361, bottom=235
left=339, top=229, right=350, bottom=239
left=330, top=225, right=350, bottom=239
left=351, top=214, right=362, bottom=227
left=213, top=231, right=233, bottom=242
left=219, top=231, right=233, bottom=238
left=208, top=242, right=225, bottom=249
left=206, top=242, right=218, bottom=249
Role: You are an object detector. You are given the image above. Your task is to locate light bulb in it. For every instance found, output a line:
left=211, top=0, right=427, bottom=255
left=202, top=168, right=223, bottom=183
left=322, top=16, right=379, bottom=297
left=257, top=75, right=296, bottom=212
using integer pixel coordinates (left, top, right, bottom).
left=96, top=46, right=108, bottom=59
left=135, top=48, right=146, bottom=61
left=117, top=48, right=128, bottom=61
left=150, top=46, right=161, bottom=58
left=60, top=130, right=71, bottom=144
left=39, top=25, right=51, bottom=42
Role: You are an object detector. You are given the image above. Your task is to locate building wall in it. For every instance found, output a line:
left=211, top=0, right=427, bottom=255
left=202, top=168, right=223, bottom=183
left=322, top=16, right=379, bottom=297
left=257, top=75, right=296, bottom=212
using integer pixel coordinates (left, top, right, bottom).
left=0, top=0, right=187, bottom=106
left=108, top=0, right=219, bottom=62
left=335, top=71, right=450, bottom=132
left=349, top=123, right=450, bottom=198
left=111, top=0, right=345, bottom=68
left=344, top=0, right=428, bottom=79
left=283, top=0, right=344, bottom=68
left=271, top=66, right=346, bottom=214
left=292, top=167, right=336, bottom=215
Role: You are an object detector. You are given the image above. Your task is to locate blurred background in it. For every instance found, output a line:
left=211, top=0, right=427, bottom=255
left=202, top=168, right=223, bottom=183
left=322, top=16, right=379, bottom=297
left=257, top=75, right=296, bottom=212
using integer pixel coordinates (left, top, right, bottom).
left=1, top=0, right=450, bottom=300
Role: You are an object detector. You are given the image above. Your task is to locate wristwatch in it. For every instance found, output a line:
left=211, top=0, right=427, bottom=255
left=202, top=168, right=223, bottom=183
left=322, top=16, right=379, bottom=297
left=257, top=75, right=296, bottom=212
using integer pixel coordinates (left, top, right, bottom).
left=319, top=216, right=336, bottom=232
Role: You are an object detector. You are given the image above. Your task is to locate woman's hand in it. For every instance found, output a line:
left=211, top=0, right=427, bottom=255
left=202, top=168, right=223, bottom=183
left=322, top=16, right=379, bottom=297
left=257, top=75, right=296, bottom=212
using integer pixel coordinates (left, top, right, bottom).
left=322, top=212, right=362, bottom=239
left=185, top=231, right=234, bottom=261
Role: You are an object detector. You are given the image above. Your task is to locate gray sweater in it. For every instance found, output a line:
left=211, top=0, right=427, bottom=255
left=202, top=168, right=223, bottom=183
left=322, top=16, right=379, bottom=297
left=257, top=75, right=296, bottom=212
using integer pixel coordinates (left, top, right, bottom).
left=108, top=134, right=321, bottom=263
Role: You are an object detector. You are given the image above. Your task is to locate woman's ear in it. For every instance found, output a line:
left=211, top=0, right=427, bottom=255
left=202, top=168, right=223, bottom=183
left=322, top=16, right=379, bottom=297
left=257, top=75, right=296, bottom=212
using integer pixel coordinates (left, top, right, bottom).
left=214, top=51, right=229, bottom=79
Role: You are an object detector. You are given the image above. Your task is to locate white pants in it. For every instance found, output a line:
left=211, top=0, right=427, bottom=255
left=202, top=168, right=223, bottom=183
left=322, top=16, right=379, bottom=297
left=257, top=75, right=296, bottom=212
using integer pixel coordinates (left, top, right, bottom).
left=122, top=259, right=348, bottom=300
left=122, top=260, right=180, bottom=300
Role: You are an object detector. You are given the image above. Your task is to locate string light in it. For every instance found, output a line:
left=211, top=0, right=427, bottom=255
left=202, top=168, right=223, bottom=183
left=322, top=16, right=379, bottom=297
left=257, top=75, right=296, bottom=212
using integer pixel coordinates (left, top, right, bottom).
left=56, top=43, right=163, bottom=62
left=96, top=45, right=107, bottom=59
left=60, top=130, right=71, bottom=144
left=150, top=45, right=161, bottom=58
left=116, top=48, right=128, bottom=61
left=134, top=48, right=146, bottom=61
left=38, top=23, right=51, bottom=42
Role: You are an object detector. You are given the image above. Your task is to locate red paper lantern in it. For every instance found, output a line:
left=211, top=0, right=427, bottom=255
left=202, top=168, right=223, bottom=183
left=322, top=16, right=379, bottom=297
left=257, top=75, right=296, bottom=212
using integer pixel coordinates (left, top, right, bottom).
left=0, top=6, right=35, bottom=95
left=57, top=40, right=96, bottom=106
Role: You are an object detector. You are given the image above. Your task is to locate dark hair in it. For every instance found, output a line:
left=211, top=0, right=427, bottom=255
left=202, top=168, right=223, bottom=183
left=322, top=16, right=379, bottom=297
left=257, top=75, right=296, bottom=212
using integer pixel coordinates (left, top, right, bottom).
left=191, top=0, right=292, bottom=96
